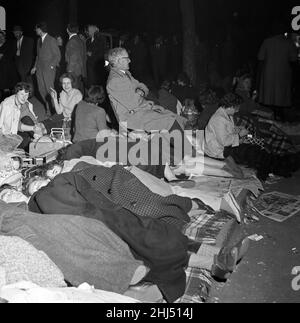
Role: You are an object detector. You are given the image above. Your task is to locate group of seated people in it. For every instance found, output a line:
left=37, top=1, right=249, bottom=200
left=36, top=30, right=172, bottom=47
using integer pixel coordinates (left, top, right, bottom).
left=0, top=46, right=299, bottom=302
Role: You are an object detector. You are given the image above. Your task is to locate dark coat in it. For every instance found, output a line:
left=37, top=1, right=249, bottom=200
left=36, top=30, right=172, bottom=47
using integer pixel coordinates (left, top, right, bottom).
left=74, top=163, right=192, bottom=229
left=28, top=171, right=189, bottom=302
left=86, top=34, right=106, bottom=86
left=14, top=36, right=35, bottom=80
left=0, top=40, right=18, bottom=90
left=65, top=35, right=87, bottom=78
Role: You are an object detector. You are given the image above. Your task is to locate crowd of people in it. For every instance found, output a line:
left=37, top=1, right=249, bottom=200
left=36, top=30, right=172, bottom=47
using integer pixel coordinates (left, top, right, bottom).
left=0, top=20, right=300, bottom=303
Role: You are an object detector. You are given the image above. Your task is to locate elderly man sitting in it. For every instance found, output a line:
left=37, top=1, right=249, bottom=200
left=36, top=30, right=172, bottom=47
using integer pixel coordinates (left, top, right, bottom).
left=106, top=47, right=187, bottom=133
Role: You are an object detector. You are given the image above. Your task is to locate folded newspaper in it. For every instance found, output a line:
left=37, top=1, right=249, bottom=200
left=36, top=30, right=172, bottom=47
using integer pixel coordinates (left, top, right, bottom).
left=253, top=191, right=300, bottom=222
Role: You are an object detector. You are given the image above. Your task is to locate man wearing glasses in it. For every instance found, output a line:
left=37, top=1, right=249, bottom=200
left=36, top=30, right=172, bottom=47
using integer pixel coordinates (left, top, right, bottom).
left=106, top=47, right=186, bottom=133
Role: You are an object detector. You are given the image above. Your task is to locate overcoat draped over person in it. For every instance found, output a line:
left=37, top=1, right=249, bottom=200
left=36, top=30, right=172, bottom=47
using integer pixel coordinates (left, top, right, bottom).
left=28, top=170, right=190, bottom=302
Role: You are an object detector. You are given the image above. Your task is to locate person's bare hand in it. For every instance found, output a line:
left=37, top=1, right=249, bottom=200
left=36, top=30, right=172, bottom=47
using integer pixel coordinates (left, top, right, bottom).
left=239, top=128, right=249, bottom=138
left=50, top=87, right=57, bottom=101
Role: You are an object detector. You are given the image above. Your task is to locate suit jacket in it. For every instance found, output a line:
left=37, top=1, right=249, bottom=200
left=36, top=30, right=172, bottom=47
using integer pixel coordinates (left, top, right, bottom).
left=86, top=34, right=105, bottom=65
left=65, top=35, right=87, bottom=78
left=107, top=67, right=183, bottom=131
left=14, top=36, right=35, bottom=76
left=35, top=34, right=61, bottom=72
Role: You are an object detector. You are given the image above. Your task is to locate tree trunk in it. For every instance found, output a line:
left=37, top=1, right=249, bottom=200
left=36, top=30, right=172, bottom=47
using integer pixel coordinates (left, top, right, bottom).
left=180, top=0, right=197, bottom=85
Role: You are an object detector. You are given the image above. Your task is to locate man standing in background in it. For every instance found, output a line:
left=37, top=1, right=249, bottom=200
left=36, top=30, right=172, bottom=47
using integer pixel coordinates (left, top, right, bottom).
left=31, top=22, right=61, bottom=116
left=86, top=24, right=106, bottom=87
left=13, top=25, right=34, bottom=82
left=65, top=23, right=87, bottom=94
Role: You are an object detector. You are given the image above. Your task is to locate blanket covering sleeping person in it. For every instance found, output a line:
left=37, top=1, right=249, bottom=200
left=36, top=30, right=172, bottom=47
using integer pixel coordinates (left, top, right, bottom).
left=28, top=171, right=190, bottom=302
left=0, top=201, right=145, bottom=295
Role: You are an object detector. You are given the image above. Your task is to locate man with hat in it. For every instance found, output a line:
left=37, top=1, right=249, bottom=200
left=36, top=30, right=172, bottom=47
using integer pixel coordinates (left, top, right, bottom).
left=13, top=25, right=34, bottom=83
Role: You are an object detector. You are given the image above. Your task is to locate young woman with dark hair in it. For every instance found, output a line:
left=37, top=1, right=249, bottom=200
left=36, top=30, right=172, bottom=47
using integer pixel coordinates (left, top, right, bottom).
left=73, top=85, right=109, bottom=143
left=40, top=73, right=83, bottom=134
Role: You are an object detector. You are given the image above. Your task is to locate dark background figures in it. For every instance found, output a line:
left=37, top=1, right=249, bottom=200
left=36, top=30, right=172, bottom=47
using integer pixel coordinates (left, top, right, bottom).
left=54, top=35, right=66, bottom=91
left=0, top=31, right=19, bottom=96
left=168, top=35, right=182, bottom=82
left=128, top=34, right=148, bottom=81
left=65, top=24, right=87, bottom=94
left=86, top=25, right=106, bottom=88
left=12, top=26, right=35, bottom=83
left=150, top=35, right=168, bottom=88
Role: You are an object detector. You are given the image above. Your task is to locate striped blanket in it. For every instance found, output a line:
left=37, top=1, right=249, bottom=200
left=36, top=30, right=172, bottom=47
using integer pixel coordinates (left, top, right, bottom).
left=235, top=116, right=296, bottom=156
left=177, top=210, right=234, bottom=303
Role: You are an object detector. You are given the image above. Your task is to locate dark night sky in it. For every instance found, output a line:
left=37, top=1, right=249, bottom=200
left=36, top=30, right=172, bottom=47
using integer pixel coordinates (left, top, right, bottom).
left=0, top=0, right=299, bottom=42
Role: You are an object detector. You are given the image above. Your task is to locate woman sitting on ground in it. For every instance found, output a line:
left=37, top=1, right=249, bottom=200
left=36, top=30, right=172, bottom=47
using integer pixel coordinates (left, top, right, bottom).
left=204, top=92, right=299, bottom=181
left=73, top=85, right=109, bottom=143
left=0, top=82, right=43, bottom=152
left=40, top=73, right=82, bottom=134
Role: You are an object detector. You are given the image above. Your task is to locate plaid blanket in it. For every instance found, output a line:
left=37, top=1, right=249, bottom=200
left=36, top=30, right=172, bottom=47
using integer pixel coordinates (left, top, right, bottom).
left=177, top=210, right=234, bottom=303
left=235, top=116, right=296, bottom=155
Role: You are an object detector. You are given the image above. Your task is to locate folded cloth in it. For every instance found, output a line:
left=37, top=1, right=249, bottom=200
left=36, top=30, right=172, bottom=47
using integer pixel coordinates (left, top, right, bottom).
left=0, top=236, right=66, bottom=288
left=0, top=133, right=23, bottom=153
left=0, top=201, right=143, bottom=296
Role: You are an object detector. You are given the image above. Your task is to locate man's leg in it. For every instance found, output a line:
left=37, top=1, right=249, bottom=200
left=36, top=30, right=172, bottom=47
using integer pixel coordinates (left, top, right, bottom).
left=17, top=116, right=35, bottom=152
left=43, top=67, right=56, bottom=116
left=36, top=68, right=49, bottom=116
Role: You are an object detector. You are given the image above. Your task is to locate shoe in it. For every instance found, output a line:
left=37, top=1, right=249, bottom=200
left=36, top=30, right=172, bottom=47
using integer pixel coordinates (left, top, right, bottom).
left=211, top=237, right=250, bottom=281
left=211, top=246, right=238, bottom=281
left=130, top=265, right=150, bottom=286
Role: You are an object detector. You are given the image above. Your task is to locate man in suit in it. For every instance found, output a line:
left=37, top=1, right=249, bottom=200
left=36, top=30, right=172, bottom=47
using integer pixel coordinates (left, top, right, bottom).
left=65, top=23, right=87, bottom=94
left=13, top=25, right=34, bottom=82
left=31, top=22, right=61, bottom=116
left=86, top=24, right=106, bottom=87
left=106, top=47, right=186, bottom=132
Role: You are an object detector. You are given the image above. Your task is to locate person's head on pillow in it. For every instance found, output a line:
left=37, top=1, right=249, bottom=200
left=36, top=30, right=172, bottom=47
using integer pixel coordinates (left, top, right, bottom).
left=24, top=176, right=50, bottom=197
left=219, top=92, right=244, bottom=116
left=0, top=184, right=29, bottom=204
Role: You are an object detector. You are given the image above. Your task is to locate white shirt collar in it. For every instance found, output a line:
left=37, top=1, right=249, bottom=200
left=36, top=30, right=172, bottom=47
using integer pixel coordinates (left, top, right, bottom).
left=14, top=96, right=23, bottom=109
left=41, top=33, right=48, bottom=42
left=69, top=33, right=77, bottom=40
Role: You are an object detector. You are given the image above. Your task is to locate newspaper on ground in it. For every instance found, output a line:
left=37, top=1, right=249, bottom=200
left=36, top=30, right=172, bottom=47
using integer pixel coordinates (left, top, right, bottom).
left=253, top=191, right=300, bottom=222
